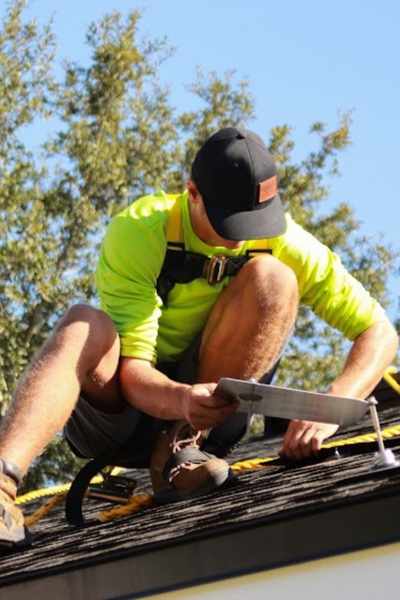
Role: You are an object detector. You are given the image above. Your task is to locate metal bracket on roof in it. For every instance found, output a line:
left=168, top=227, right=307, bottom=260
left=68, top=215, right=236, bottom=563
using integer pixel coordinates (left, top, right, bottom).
left=368, top=396, right=400, bottom=471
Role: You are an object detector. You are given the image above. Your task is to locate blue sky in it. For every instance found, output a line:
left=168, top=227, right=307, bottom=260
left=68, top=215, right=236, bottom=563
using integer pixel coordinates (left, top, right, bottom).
left=20, top=0, right=400, bottom=313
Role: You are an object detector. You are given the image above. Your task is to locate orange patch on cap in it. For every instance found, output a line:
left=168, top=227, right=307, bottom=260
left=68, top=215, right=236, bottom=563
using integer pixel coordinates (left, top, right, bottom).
left=258, top=175, right=278, bottom=203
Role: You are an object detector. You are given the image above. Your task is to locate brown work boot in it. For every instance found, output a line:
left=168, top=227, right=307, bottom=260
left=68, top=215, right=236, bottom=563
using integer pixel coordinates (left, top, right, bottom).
left=150, top=421, right=233, bottom=504
left=0, top=461, right=29, bottom=550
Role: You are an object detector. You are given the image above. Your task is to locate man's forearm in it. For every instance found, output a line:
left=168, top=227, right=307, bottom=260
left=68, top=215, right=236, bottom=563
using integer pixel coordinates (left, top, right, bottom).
left=119, top=357, right=190, bottom=421
left=328, top=318, right=398, bottom=399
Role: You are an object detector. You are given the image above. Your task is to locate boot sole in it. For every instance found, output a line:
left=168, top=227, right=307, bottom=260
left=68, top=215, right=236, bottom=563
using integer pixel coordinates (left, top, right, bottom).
left=154, top=467, right=235, bottom=505
left=0, top=526, right=32, bottom=553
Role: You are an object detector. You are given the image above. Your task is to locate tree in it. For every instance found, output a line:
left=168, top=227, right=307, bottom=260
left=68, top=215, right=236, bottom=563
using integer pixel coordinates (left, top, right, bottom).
left=0, top=1, right=397, bottom=491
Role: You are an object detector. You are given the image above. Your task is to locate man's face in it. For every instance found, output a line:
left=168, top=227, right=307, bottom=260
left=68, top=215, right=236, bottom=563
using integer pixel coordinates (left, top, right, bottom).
left=187, top=180, right=244, bottom=250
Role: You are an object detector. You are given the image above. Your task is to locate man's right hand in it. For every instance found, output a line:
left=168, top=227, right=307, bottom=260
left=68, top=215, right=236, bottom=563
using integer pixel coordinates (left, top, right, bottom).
left=120, top=357, right=238, bottom=428
left=181, top=383, right=238, bottom=430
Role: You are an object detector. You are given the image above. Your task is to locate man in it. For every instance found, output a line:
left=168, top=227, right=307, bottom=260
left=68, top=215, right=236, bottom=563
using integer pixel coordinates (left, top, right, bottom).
left=0, top=127, right=397, bottom=547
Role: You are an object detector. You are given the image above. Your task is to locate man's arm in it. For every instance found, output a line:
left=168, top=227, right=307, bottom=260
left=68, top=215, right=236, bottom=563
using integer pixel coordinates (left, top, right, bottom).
left=281, top=317, right=399, bottom=460
left=119, top=357, right=238, bottom=431
left=327, top=318, right=399, bottom=398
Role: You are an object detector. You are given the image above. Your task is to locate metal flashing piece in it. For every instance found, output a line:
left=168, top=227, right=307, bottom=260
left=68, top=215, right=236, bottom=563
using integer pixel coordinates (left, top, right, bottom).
left=217, top=378, right=370, bottom=426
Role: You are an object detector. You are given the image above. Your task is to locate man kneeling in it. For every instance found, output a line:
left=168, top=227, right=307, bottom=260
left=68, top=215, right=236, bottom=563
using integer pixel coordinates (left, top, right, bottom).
left=0, top=127, right=397, bottom=548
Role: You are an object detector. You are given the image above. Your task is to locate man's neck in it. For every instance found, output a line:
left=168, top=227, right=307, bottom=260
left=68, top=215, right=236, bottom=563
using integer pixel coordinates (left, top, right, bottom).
left=188, top=198, right=243, bottom=250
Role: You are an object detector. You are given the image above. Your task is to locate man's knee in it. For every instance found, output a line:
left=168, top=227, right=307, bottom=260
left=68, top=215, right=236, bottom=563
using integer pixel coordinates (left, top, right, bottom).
left=201, top=255, right=298, bottom=352
left=233, top=254, right=298, bottom=308
left=55, top=304, right=119, bottom=366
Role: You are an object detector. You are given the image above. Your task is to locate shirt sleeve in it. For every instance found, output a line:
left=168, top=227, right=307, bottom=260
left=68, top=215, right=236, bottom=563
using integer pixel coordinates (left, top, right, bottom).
left=275, top=218, right=387, bottom=340
left=95, top=209, right=166, bottom=363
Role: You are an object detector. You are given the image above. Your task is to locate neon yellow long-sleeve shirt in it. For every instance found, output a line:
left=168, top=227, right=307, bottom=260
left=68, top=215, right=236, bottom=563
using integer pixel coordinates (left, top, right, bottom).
left=95, top=190, right=386, bottom=364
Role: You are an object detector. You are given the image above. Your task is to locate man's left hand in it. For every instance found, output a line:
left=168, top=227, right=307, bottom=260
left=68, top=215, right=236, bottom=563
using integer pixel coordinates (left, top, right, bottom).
left=280, top=420, right=339, bottom=461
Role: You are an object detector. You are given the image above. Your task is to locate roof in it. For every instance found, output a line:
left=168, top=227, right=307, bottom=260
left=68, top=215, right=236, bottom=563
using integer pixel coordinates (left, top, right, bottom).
left=1, top=375, right=400, bottom=599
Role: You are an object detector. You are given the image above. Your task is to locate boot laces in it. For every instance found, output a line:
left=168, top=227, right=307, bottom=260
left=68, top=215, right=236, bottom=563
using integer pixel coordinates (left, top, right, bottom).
left=171, top=423, right=202, bottom=454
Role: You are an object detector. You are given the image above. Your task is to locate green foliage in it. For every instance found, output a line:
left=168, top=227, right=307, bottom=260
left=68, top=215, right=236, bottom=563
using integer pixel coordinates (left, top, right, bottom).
left=0, top=1, right=398, bottom=489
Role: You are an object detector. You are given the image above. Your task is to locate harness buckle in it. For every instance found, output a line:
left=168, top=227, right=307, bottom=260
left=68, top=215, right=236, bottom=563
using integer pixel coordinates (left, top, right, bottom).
left=204, top=255, right=228, bottom=285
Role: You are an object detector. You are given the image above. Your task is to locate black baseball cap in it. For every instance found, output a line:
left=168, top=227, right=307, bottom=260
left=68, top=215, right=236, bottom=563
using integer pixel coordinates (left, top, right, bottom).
left=191, top=127, right=286, bottom=241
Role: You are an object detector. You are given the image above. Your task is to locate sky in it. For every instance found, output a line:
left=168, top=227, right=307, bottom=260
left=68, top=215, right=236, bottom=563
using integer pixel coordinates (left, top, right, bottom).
left=19, top=0, right=400, bottom=314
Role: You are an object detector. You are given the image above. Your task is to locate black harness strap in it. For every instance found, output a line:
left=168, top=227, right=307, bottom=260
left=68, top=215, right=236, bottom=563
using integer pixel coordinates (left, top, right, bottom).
left=156, top=195, right=273, bottom=303
left=156, top=246, right=272, bottom=304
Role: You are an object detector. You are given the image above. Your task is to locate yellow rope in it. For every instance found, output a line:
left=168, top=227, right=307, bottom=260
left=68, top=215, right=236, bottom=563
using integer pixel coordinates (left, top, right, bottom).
left=17, top=482, right=73, bottom=505
left=325, top=423, right=400, bottom=447
left=230, top=423, right=400, bottom=472
left=231, top=456, right=274, bottom=472
left=97, top=493, right=154, bottom=522
left=16, top=467, right=123, bottom=505
left=24, top=493, right=66, bottom=527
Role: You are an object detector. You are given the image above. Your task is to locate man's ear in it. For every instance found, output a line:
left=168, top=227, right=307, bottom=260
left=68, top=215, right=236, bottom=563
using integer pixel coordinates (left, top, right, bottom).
left=187, top=179, right=200, bottom=204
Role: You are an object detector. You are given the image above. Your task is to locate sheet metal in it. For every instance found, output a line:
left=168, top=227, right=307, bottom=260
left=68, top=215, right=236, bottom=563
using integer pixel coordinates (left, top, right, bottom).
left=217, top=378, right=370, bottom=426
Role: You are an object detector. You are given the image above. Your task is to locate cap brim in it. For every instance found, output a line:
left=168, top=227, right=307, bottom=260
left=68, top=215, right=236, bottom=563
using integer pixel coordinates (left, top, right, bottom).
left=206, top=194, right=287, bottom=241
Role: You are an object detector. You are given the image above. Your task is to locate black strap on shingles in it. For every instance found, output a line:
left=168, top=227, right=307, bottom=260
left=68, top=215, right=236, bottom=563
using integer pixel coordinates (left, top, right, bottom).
left=65, top=455, right=110, bottom=526
left=66, top=415, right=162, bottom=526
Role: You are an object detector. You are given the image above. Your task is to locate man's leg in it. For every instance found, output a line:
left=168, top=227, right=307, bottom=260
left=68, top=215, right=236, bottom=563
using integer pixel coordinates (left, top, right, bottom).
left=0, top=303, right=125, bottom=546
left=151, top=255, right=299, bottom=500
left=199, top=254, right=298, bottom=380
left=0, top=304, right=122, bottom=478
left=199, top=255, right=298, bottom=454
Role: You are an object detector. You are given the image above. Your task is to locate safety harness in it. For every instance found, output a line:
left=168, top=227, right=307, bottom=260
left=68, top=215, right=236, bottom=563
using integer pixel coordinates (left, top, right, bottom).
left=156, top=196, right=272, bottom=303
